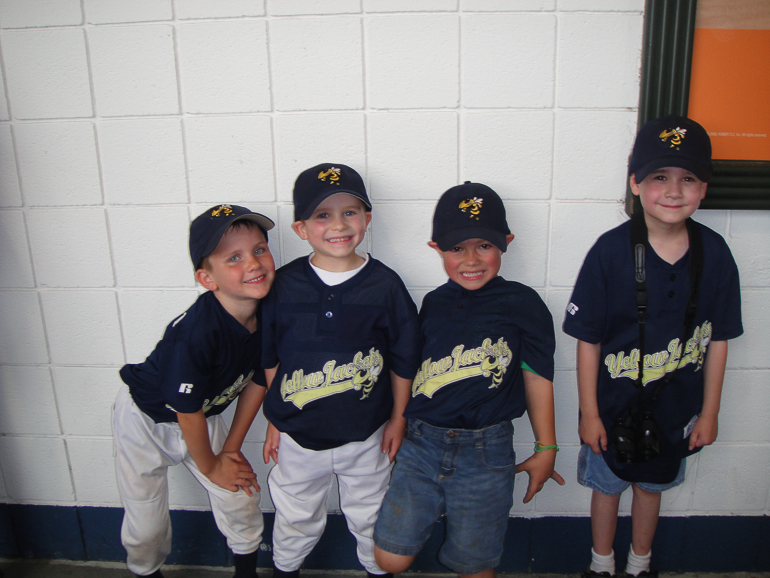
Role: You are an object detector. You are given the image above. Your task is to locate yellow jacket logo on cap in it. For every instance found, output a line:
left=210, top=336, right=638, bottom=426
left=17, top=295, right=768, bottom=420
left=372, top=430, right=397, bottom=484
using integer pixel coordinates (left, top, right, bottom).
left=458, top=197, right=483, bottom=219
left=318, top=167, right=341, bottom=184
left=211, top=204, right=233, bottom=217
left=659, top=127, right=687, bottom=149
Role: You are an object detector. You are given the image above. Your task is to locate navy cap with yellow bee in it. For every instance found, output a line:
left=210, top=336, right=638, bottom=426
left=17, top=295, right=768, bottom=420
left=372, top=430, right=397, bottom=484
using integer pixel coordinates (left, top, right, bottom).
left=189, top=204, right=274, bottom=270
left=432, top=182, right=511, bottom=252
left=293, top=163, right=371, bottom=222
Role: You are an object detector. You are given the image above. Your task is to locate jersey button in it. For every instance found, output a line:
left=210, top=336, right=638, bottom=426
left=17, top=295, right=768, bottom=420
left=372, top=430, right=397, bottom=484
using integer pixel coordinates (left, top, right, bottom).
left=328, top=294, right=334, bottom=301
left=325, top=311, right=333, bottom=318
left=670, top=274, right=676, bottom=281
left=668, top=291, right=675, bottom=298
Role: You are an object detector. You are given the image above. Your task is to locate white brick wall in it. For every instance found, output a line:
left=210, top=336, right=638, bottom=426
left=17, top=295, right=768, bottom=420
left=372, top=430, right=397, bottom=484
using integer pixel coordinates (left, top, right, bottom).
left=0, top=0, right=768, bottom=519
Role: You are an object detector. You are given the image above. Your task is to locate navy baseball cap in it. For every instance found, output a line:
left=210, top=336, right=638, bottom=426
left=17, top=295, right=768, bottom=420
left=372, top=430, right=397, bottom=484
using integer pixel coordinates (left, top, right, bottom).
left=629, top=114, right=713, bottom=183
left=293, top=163, right=371, bottom=221
left=432, top=182, right=511, bottom=252
left=189, top=204, right=274, bottom=270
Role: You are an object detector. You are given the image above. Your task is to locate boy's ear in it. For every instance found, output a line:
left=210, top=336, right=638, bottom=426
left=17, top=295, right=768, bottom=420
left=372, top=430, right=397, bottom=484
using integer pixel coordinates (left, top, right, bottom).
left=505, top=234, right=515, bottom=247
left=629, top=173, right=640, bottom=196
left=291, top=220, right=308, bottom=240
left=195, top=267, right=218, bottom=291
left=365, top=211, right=373, bottom=228
left=427, top=241, right=443, bottom=253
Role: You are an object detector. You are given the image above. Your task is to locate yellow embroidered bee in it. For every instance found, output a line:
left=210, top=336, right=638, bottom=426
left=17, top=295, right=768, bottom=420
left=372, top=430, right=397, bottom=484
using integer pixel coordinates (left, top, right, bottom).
left=318, top=167, right=341, bottom=184
left=659, top=127, right=687, bottom=149
left=458, top=197, right=483, bottom=218
left=211, top=204, right=234, bottom=217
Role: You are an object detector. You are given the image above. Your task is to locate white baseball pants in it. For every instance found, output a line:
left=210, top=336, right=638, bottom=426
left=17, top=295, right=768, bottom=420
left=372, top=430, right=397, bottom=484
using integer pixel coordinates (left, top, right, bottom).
left=113, top=386, right=263, bottom=576
left=267, top=425, right=391, bottom=574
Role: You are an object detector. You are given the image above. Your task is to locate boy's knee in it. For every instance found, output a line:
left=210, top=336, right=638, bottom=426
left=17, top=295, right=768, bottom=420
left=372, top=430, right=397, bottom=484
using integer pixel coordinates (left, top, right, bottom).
left=374, top=546, right=413, bottom=574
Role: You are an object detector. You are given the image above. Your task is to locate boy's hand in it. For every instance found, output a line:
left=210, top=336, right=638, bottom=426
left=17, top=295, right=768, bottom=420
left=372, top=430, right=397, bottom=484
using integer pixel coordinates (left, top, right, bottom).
left=515, top=450, right=565, bottom=504
left=381, top=416, right=407, bottom=462
left=263, top=421, right=280, bottom=464
left=689, top=414, right=718, bottom=450
left=579, top=414, right=607, bottom=454
left=207, top=451, right=259, bottom=496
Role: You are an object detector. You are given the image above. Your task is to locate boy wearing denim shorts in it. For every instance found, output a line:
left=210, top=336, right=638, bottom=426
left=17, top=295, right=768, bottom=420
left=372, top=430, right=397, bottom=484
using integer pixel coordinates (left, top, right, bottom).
left=563, top=116, right=743, bottom=577
left=374, top=182, right=563, bottom=578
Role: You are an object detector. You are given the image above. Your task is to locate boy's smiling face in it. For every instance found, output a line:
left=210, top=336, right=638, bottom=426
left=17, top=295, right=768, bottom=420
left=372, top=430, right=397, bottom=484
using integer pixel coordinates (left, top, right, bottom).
left=429, top=235, right=514, bottom=291
left=292, top=193, right=372, bottom=272
left=631, top=166, right=707, bottom=229
left=197, top=224, right=275, bottom=305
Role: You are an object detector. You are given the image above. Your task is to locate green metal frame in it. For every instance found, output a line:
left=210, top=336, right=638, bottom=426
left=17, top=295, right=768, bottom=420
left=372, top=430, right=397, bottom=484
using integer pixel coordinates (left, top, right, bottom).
left=626, top=0, right=770, bottom=214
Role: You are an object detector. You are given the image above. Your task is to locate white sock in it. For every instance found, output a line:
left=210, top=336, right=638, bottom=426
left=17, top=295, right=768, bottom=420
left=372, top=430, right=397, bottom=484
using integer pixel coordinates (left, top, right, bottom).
left=625, top=544, right=652, bottom=576
left=590, top=547, right=615, bottom=575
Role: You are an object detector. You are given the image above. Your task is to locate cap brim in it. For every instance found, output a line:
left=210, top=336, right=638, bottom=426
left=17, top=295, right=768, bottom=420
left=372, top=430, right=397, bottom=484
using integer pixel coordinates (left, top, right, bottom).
left=633, top=156, right=712, bottom=183
left=198, top=213, right=275, bottom=265
left=296, top=190, right=372, bottom=221
left=434, top=226, right=508, bottom=253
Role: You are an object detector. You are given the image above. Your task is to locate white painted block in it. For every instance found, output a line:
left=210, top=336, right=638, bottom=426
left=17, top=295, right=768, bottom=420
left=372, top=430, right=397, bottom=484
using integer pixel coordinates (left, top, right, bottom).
left=0, top=437, right=74, bottom=502
left=88, top=25, right=179, bottom=117
left=692, top=209, right=727, bottom=235
left=0, top=126, right=21, bottom=206
left=554, top=110, right=637, bottom=200
left=27, top=208, right=114, bottom=288
left=659, top=454, right=696, bottom=513
left=367, top=112, right=458, bottom=201
left=461, top=0, right=554, bottom=11
left=53, top=367, right=123, bottom=436
left=410, top=289, right=429, bottom=309
left=549, top=290, right=576, bottom=371
left=0, top=69, right=8, bottom=120
left=727, top=211, right=770, bottom=287
left=557, top=13, right=643, bottom=109
left=14, top=122, right=101, bottom=206
left=185, top=116, right=274, bottom=204
left=691, top=444, right=770, bottom=513
left=109, top=206, right=193, bottom=288
left=1, top=29, right=92, bottom=119
left=553, top=369, right=578, bottom=446
left=500, top=202, right=549, bottom=288
left=270, top=17, right=364, bottom=111
left=84, top=0, right=172, bottom=24
left=0, top=210, right=34, bottom=288
left=0, top=366, right=59, bottom=435
left=718, top=370, right=770, bottom=443
left=366, top=15, right=458, bottom=109
left=558, top=0, right=644, bottom=11
left=462, top=111, right=554, bottom=200
left=100, top=119, right=187, bottom=205
left=268, top=0, right=360, bottom=15
left=277, top=205, right=314, bottom=266
left=119, top=289, right=200, bottom=364
left=41, top=290, right=124, bottom=366
left=0, top=291, right=49, bottom=364
left=364, top=0, right=458, bottom=12
left=177, top=20, right=271, bottom=114
left=369, top=203, right=445, bottom=290
left=549, top=203, right=627, bottom=287
left=175, top=0, right=265, bottom=19
left=462, top=14, right=555, bottom=108
left=0, top=0, right=82, bottom=28
left=67, top=438, right=121, bottom=505
left=274, top=114, right=366, bottom=203
left=727, top=289, right=769, bottom=369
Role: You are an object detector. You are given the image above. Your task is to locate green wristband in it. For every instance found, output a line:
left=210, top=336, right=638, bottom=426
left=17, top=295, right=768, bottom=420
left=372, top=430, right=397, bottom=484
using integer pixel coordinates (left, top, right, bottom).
left=534, top=441, right=559, bottom=453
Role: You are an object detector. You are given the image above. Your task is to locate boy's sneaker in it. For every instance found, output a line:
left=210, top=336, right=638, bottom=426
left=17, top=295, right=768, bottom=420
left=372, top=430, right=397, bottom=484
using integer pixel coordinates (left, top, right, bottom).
left=272, top=565, right=299, bottom=578
left=582, top=569, right=614, bottom=578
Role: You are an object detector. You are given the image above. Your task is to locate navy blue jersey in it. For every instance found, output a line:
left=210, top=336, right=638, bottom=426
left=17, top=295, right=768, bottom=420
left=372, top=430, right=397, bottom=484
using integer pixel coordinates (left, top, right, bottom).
left=404, top=276, right=556, bottom=430
left=262, top=256, right=421, bottom=451
left=120, top=291, right=267, bottom=423
left=563, top=220, right=742, bottom=482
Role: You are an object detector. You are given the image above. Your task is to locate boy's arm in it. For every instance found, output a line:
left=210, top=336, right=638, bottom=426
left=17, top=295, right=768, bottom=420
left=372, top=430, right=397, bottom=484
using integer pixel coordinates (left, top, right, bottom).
left=381, top=370, right=412, bottom=462
left=262, top=365, right=281, bottom=464
left=576, top=340, right=606, bottom=454
left=516, top=369, right=565, bottom=503
left=689, top=340, right=728, bottom=450
left=221, top=380, right=266, bottom=493
left=177, top=409, right=258, bottom=495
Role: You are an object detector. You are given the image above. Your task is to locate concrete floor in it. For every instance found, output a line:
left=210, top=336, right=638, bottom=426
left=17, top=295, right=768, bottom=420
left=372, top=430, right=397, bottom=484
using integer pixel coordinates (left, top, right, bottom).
left=1, top=561, right=769, bottom=578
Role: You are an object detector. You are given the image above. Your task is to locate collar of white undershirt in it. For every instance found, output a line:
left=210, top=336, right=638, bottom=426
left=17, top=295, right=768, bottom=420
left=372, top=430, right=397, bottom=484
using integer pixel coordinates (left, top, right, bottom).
left=308, top=253, right=370, bottom=286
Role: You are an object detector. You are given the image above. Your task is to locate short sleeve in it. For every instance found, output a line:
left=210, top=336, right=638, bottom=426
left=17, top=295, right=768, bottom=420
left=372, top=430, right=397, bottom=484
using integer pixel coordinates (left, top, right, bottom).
left=562, top=241, right=607, bottom=344
left=519, top=290, right=556, bottom=382
left=157, top=335, right=215, bottom=413
left=709, top=236, right=743, bottom=341
left=385, top=275, right=421, bottom=379
left=260, top=287, right=279, bottom=369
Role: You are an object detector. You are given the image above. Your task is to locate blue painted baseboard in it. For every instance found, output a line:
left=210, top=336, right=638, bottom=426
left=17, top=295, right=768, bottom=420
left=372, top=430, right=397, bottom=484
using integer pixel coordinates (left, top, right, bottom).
left=1, top=504, right=767, bottom=572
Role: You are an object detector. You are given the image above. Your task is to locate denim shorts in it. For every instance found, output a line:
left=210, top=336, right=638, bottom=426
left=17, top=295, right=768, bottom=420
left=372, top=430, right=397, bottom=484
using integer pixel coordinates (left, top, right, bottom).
left=577, top=443, right=686, bottom=495
left=374, top=419, right=515, bottom=575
